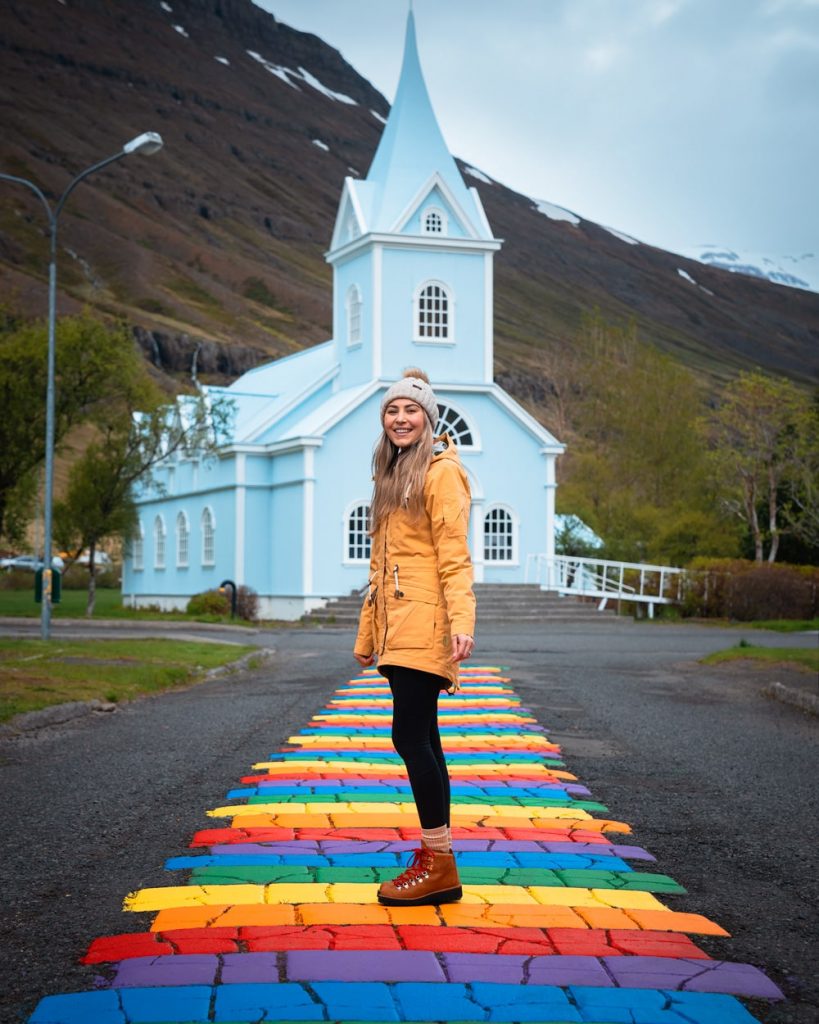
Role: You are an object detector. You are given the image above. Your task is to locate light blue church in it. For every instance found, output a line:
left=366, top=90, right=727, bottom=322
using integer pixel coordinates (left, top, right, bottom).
left=122, top=12, right=565, bottom=619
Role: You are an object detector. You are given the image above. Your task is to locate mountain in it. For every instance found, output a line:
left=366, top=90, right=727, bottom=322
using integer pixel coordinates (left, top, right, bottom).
left=678, top=245, right=819, bottom=294
left=1, top=0, right=817, bottom=409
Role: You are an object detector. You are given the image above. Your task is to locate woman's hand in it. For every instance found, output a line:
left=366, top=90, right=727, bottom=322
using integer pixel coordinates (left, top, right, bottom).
left=354, top=652, right=375, bottom=667
left=450, top=633, right=475, bottom=663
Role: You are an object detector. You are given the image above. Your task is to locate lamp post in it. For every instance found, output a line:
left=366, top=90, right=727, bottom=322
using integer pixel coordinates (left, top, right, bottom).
left=0, top=131, right=164, bottom=639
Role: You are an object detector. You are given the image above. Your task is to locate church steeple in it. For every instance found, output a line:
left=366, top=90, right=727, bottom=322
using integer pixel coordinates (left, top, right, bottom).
left=326, top=8, right=501, bottom=391
left=364, top=10, right=481, bottom=234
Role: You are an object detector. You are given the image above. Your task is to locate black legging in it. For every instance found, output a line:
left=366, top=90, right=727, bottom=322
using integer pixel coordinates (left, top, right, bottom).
left=381, top=665, right=451, bottom=829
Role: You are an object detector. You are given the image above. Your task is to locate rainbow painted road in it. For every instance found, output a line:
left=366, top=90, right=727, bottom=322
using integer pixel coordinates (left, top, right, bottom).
left=29, top=666, right=783, bottom=1023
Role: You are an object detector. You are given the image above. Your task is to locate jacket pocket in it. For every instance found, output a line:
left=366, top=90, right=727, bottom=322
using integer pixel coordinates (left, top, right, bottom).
left=386, top=583, right=437, bottom=650
left=443, top=497, right=469, bottom=538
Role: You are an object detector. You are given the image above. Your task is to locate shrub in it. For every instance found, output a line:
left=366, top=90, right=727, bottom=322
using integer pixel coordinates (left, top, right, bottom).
left=235, top=585, right=259, bottom=622
left=187, top=589, right=230, bottom=616
left=682, top=558, right=819, bottom=621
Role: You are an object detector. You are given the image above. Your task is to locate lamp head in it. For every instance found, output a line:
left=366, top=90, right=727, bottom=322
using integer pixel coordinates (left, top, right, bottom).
left=123, top=131, right=164, bottom=156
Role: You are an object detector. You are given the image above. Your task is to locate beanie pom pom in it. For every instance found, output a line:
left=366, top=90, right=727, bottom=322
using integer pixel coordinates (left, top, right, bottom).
left=402, top=366, right=430, bottom=384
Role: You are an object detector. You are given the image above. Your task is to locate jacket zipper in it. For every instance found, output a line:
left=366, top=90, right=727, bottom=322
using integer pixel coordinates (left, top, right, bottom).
left=380, top=523, right=389, bottom=654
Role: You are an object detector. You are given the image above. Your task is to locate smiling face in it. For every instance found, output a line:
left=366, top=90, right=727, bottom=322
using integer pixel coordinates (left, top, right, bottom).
left=383, top=398, right=428, bottom=448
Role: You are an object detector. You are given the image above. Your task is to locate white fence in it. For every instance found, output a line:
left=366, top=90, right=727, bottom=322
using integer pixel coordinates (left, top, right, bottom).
left=525, top=554, right=685, bottom=618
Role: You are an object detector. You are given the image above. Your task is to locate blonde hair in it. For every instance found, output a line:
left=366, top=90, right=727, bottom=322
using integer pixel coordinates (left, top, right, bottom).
left=369, top=368, right=435, bottom=533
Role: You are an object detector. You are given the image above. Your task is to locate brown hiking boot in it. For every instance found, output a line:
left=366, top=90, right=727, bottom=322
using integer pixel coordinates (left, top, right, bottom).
left=377, top=846, right=462, bottom=906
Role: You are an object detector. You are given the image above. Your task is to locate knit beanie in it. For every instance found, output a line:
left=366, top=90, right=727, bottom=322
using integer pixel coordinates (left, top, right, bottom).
left=380, top=368, right=439, bottom=427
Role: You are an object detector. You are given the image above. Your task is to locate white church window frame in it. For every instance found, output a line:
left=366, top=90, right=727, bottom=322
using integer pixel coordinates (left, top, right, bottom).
left=201, top=506, right=216, bottom=567
left=483, top=504, right=518, bottom=565
left=421, top=205, right=447, bottom=236
left=435, top=402, right=478, bottom=449
left=346, top=284, right=362, bottom=348
left=176, top=510, right=190, bottom=569
left=413, top=280, right=454, bottom=344
left=153, top=514, right=167, bottom=570
left=132, top=520, right=144, bottom=571
left=343, top=500, right=371, bottom=565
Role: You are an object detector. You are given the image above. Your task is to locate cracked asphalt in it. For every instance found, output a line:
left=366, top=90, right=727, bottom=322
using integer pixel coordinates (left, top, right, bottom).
left=1, top=619, right=816, bottom=1024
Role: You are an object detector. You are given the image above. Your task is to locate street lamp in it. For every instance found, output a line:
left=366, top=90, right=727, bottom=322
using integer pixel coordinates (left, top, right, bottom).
left=0, top=131, right=164, bottom=639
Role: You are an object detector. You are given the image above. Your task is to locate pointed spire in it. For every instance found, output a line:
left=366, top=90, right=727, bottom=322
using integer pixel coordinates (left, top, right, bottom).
left=364, top=10, right=480, bottom=232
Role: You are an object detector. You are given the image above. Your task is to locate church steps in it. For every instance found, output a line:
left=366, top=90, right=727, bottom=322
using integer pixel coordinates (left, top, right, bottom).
left=302, top=585, right=621, bottom=626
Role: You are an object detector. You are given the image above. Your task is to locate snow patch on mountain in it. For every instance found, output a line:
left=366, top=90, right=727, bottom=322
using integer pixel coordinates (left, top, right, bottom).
left=371, top=109, right=387, bottom=125
left=464, top=165, right=493, bottom=184
left=215, top=56, right=230, bottom=66
left=173, top=24, right=189, bottom=38
left=245, top=52, right=357, bottom=104
left=312, top=139, right=329, bottom=152
left=677, top=268, right=713, bottom=296
left=297, top=66, right=357, bottom=104
left=681, top=245, right=819, bottom=293
left=533, top=199, right=580, bottom=226
left=603, top=225, right=640, bottom=245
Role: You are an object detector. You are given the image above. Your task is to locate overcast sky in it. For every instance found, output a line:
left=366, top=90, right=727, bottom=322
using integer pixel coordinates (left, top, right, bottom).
left=256, top=0, right=818, bottom=259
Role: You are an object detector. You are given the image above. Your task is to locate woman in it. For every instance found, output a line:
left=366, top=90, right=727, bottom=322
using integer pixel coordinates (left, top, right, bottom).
left=354, top=368, right=476, bottom=906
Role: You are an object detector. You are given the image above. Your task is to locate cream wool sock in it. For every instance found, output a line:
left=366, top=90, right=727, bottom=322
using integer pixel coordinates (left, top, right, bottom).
left=421, top=825, right=450, bottom=854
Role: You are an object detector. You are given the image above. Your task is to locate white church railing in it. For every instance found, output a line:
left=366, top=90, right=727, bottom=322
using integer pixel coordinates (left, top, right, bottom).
left=525, top=554, right=686, bottom=618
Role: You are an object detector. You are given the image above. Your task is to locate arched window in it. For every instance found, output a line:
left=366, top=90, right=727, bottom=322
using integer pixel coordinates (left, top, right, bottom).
left=484, top=506, right=516, bottom=563
left=422, top=206, right=446, bottom=235
left=435, top=403, right=475, bottom=447
left=153, top=515, right=166, bottom=570
left=346, top=502, right=371, bottom=563
left=176, top=510, right=189, bottom=568
left=346, top=284, right=362, bottom=346
left=414, top=281, right=452, bottom=342
left=201, top=507, right=215, bottom=566
left=132, top=520, right=144, bottom=571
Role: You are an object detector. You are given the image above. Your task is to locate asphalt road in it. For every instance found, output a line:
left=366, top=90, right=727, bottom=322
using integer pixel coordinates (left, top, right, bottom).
left=1, top=620, right=817, bottom=1024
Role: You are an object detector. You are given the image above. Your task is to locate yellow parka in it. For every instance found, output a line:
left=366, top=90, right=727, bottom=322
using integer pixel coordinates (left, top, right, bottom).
left=354, top=436, right=476, bottom=689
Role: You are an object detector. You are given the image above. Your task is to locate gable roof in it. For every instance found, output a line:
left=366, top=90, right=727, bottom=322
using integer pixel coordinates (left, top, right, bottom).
left=206, top=341, right=338, bottom=444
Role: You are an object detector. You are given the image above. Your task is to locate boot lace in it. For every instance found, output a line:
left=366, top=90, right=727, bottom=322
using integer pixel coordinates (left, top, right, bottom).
left=392, top=847, right=434, bottom=890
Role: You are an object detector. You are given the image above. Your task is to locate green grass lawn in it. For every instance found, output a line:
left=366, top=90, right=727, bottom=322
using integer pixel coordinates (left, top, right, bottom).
left=0, top=638, right=257, bottom=722
left=747, top=618, right=819, bottom=633
left=0, top=588, right=221, bottom=620
left=701, top=643, right=819, bottom=673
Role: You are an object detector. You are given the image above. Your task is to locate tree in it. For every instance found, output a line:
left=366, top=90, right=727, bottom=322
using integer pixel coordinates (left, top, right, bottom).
left=54, top=383, right=232, bottom=616
left=782, top=389, right=819, bottom=553
left=556, top=314, right=732, bottom=564
left=0, top=310, right=136, bottom=544
left=710, top=370, right=814, bottom=562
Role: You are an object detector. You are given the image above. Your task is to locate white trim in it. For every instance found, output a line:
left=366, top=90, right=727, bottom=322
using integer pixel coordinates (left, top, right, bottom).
left=391, top=172, right=480, bottom=239
left=153, top=514, right=167, bottom=570
left=483, top=503, right=519, bottom=566
left=436, top=398, right=480, bottom=450
left=470, top=497, right=485, bottom=583
left=469, top=185, right=494, bottom=239
left=483, top=250, right=493, bottom=384
left=413, top=279, right=455, bottom=344
left=372, top=243, right=383, bottom=378
left=221, top=436, right=325, bottom=457
left=235, top=453, right=246, bottom=585
left=302, top=447, right=315, bottom=594
left=329, top=177, right=366, bottom=251
left=345, top=282, right=362, bottom=347
left=175, top=509, right=190, bottom=569
left=132, top=519, right=145, bottom=572
left=545, top=456, right=557, bottom=563
left=201, top=505, right=216, bottom=566
left=342, top=498, right=372, bottom=566
left=326, top=231, right=501, bottom=265
left=421, top=204, right=447, bottom=236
